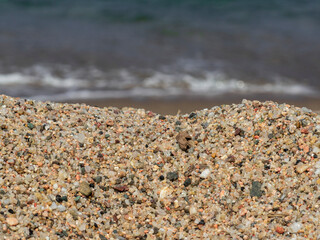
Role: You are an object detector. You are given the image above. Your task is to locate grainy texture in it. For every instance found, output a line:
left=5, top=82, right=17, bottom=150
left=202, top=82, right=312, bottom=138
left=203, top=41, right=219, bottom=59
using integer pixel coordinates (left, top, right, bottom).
left=0, top=95, right=320, bottom=239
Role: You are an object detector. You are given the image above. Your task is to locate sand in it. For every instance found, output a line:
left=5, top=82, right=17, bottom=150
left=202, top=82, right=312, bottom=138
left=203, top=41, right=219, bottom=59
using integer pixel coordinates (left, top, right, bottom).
left=0, top=94, right=320, bottom=239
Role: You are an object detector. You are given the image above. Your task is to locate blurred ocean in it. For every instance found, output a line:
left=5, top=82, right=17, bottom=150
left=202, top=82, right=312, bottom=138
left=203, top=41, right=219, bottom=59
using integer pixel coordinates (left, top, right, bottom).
left=0, top=0, right=319, bottom=104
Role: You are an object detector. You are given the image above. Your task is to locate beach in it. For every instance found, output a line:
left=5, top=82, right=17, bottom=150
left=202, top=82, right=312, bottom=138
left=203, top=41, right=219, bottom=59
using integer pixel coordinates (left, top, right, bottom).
left=1, top=94, right=320, bottom=239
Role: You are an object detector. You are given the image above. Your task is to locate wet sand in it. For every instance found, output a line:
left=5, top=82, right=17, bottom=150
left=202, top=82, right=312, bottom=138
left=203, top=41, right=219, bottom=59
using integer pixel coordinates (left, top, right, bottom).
left=65, top=95, right=320, bottom=115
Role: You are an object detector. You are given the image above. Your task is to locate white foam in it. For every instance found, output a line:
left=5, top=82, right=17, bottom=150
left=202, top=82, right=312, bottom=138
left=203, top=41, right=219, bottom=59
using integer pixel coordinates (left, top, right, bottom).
left=0, top=65, right=318, bottom=100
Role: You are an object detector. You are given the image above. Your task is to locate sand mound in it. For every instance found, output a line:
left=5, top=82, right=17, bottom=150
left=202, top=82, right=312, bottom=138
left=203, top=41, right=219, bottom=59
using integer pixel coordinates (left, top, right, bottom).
left=0, top=95, right=319, bottom=239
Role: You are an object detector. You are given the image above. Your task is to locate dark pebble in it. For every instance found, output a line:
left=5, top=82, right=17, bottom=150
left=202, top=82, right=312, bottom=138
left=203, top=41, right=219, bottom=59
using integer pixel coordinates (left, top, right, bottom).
left=99, top=234, right=108, bottom=240
left=89, top=183, right=95, bottom=188
left=56, top=230, right=68, bottom=237
left=159, top=116, right=166, bottom=120
left=167, top=171, right=179, bottom=181
left=56, top=195, right=63, bottom=203
left=198, top=219, right=205, bottom=225
left=74, top=196, right=81, bottom=202
left=295, top=159, right=301, bottom=165
left=175, top=121, right=181, bottom=125
left=250, top=181, right=263, bottom=198
left=201, top=122, right=209, bottom=129
left=93, top=176, right=102, bottom=183
left=80, top=167, right=85, bottom=175
left=234, top=128, right=244, bottom=137
left=189, top=112, right=197, bottom=119
left=159, top=175, right=165, bottom=181
left=61, top=196, right=68, bottom=202
left=105, top=134, right=110, bottom=139
left=27, top=123, right=35, bottom=130
left=153, top=227, right=159, bottom=234
left=183, top=178, right=192, bottom=187
left=8, top=209, right=14, bottom=214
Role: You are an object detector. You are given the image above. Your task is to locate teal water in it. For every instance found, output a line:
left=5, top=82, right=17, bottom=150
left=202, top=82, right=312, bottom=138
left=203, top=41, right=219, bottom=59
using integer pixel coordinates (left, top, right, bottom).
left=0, top=0, right=319, bottom=100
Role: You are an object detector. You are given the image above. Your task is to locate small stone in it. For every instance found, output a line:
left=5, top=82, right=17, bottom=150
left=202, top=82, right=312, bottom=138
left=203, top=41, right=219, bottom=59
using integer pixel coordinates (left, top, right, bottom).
left=7, top=159, right=15, bottom=165
left=296, top=164, right=309, bottom=173
left=6, top=217, right=18, bottom=226
left=79, top=181, right=92, bottom=197
left=57, top=205, right=66, bottom=212
left=99, top=234, right=108, bottom=240
left=189, top=112, right=197, bottom=119
left=289, top=222, right=302, bottom=233
left=56, top=195, right=63, bottom=203
left=106, top=120, right=114, bottom=126
left=275, top=226, right=285, bottom=234
left=234, top=128, right=244, bottom=136
left=176, top=131, right=192, bottom=151
left=198, top=219, right=205, bottom=225
left=184, top=178, right=192, bottom=187
left=61, top=196, right=68, bottom=202
left=69, top=208, right=79, bottom=220
left=190, top=205, right=197, bottom=215
left=250, top=181, right=263, bottom=198
left=159, top=186, right=172, bottom=200
left=51, top=202, right=57, bottom=210
left=175, top=120, right=181, bottom=125
left=113, top=185, right=129, bottom=192
left=200, top=169, right=210, bottom=178
left=167, top=171, right=179, bottom=181
left=27, top=123, right=34, bottom=129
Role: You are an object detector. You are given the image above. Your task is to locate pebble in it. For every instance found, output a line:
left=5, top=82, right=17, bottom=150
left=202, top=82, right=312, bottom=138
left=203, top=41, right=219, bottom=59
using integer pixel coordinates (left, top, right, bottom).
left=199, top=168, right=210, bottom=178
left=183, top=178, right=192, bottom=187
left=6, top=217, right=18, bottom=226
left=176, top=131, right=192, bottom=151
left=93, top=176, right=102, bottom=183
left=296, top=163, right=309, bottom=173
left=79, top=181, right=92, bottom=197
left=167, top=171, right=179, bottom=181
left=1, top=95, right=320, bottom=239
left=57, top=205, right=66, bottom=212
left=250, top=181, right=263, bottom=198
left=275, top=226, right=285, bottom=234
left=290, top=222, right=303, bottom=233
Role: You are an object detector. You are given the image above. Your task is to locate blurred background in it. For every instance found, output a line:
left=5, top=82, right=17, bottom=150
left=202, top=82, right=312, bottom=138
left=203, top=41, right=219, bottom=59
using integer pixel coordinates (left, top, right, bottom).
left=0, top=0, right=319, bottom=114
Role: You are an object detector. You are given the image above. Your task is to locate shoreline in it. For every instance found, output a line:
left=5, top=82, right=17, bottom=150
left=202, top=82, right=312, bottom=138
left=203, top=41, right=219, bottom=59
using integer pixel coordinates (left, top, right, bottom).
left=64, top=95, right=320, bottom=115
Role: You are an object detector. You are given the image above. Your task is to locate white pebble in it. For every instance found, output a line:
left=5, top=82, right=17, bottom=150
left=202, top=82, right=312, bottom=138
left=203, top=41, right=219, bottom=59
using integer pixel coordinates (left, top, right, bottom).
left=50, top=202, right=57, bottom=210
left=190, top=205, right=197, bottom=215
left=57, top=205, right=66, bottom=212
left=290, top=222, right=302, bottom=233
left=200, top=168, right=211, bottom=178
